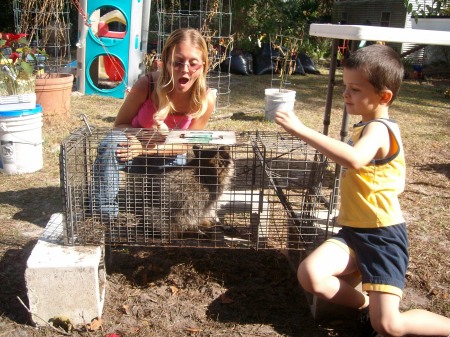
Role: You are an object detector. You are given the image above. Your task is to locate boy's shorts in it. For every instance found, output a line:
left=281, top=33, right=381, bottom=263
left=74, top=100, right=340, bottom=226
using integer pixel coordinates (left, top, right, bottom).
left=327, top=223, right=409, bottom=298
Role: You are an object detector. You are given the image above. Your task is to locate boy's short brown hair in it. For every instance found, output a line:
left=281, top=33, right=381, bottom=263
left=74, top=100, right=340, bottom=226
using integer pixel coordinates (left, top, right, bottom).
left=342, top=44, right=404, bottom=104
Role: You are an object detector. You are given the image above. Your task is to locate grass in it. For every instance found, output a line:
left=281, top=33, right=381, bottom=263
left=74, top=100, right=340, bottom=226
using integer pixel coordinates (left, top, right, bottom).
left=0, top=65, right=449, bottom=326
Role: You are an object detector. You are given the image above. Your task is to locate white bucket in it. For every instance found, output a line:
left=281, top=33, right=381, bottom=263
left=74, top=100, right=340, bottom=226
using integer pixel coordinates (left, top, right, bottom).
left=0, top=104, right=43, bottom=174
left=264, top=88, right=296, bottom=121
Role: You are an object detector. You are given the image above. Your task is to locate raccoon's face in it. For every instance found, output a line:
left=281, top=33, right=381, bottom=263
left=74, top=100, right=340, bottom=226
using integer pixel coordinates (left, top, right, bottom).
left=192, top=145, right=234, bottom=175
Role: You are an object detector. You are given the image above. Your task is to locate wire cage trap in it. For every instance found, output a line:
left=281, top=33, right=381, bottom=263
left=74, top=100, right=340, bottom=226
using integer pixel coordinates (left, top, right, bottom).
left=60, top=128, right=333, bottom=251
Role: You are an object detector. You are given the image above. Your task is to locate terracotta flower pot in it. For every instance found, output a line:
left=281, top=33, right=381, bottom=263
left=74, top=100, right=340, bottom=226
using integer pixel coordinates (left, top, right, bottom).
left=35, top=73, right=74, bottom=117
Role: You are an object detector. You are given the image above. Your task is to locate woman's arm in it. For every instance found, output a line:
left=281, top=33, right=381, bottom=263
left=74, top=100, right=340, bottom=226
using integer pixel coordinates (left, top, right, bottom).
left=138, top=90, right=216, bottom=156
left=113, top=74, right=152, bottom=161
left=118, top=84, right=216, bottom=159
left=114, top=75, right=150, bottom=128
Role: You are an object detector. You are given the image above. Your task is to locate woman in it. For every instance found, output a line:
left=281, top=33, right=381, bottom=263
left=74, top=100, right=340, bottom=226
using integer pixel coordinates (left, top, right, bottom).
left=93, top=28, right=216, bottom=219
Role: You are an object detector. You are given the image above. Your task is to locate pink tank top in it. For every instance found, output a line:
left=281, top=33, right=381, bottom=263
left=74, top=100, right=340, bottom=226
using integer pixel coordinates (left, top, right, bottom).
left=131, top=75, right=193, bottom=130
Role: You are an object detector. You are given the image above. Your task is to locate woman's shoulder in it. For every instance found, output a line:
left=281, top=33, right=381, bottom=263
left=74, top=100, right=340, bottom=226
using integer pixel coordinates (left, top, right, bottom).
left=134, top=71, right=160, bottom=85
left=148, top=71, right=160, bottom=83
left=130, top=72, right=158, bottom=97
left=206, top=88, right=217, bottom=105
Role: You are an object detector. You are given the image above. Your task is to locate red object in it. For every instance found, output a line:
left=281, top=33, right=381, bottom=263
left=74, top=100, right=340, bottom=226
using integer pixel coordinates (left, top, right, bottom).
left=103, top=55, right=124, bottom=82
left=1, top=33, right=27, bottom=46
left=9, top=52, right=20, bottom=63
left=97, top=22, right=126, bottom=39
left=338, top=39, right=349, bottom=57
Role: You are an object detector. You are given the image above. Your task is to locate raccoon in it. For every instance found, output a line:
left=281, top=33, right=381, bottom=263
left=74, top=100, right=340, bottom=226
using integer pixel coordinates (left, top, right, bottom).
left=150, top=145, right=234, bottom=234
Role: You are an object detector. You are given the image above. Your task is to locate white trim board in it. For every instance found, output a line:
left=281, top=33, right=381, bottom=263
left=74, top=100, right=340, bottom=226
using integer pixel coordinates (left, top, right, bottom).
left=309, top=24, right=450, bottom=46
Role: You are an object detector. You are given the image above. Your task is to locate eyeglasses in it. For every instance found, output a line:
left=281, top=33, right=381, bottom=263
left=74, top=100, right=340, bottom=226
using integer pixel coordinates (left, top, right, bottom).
left=171, top=61, right=204, bottom=72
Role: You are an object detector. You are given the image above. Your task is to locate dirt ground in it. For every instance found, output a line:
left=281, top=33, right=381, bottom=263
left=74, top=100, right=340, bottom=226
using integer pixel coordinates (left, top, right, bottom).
left=0, top=240, right=365, bottom=337
left=0, top=71, right=448, bottom=337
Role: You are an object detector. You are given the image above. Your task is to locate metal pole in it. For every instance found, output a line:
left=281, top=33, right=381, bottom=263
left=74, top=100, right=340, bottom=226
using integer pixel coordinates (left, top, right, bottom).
left=323, top=38, right=339, bottom=136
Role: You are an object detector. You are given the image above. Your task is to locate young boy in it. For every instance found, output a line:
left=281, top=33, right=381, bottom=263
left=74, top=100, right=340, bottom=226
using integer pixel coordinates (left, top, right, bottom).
left=275, top=44, right=450, bottom=337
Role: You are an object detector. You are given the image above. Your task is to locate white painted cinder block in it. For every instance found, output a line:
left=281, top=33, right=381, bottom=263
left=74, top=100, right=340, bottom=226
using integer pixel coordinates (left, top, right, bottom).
left=25, top=213, right=106, bottom=326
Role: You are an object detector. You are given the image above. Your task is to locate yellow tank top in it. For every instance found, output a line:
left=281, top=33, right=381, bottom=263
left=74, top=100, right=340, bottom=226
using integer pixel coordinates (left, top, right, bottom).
left=337, top=119, right=406, bottom=228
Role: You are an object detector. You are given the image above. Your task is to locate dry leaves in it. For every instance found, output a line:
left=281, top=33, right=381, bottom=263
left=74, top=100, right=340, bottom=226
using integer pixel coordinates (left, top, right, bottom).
left=86, top=317, right=102, bottom=331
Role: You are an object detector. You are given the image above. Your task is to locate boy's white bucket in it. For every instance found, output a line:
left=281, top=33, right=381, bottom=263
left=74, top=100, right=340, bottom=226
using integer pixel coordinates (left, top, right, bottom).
left=264, top=88, right=296, bottom=121
left=0, top=104, right=43, bottom=174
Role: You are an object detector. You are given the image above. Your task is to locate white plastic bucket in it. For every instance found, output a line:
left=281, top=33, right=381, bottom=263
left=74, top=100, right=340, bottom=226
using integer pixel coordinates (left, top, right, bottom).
left=264, top=88, right=296, bottom=121
left=0, top=104, right=43, bottom=174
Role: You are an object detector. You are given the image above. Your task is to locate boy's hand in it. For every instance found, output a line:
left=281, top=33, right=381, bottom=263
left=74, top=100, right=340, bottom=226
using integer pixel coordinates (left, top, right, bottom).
left=274, top=110, right=304, bottom=135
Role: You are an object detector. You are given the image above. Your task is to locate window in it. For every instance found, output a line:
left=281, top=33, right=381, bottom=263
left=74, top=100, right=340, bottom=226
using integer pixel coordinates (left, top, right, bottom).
left=380, top=12, right=391, bottom=27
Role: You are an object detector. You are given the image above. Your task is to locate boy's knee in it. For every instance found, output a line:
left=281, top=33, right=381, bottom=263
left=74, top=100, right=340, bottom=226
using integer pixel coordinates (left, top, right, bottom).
left=370, top=315, right=403, bottom=337
left=297, top=260, right=314, bottom=292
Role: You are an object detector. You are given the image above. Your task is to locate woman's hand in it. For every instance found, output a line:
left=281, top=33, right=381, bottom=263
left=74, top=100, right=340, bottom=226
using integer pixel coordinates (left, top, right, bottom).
left=116, top=135, right=143, bottom=161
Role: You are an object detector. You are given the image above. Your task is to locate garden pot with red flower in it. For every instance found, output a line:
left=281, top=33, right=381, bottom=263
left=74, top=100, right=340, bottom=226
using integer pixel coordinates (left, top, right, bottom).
left=0, top=33, right=44, bottom=111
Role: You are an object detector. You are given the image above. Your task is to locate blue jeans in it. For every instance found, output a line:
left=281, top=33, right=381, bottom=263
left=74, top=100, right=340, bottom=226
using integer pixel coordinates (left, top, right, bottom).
left=92, top=130, right=186, bottom=218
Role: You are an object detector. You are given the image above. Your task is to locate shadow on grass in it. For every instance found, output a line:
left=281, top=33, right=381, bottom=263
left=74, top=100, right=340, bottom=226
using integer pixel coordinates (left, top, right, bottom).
left=0, top=187, right=62, bottom=228
left=230, top=111, right=266, bottom=121
left=419, top=162, right=450, bottom=179
left=107, top=247, right=357, bottom=337
left=102, top=116, right=115, bottom=124
left=0, top=240, right=36, bottom=325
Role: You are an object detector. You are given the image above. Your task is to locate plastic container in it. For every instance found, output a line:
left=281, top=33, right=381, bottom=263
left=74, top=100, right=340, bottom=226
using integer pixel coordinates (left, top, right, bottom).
left=0, top=104, right=43, bottom=174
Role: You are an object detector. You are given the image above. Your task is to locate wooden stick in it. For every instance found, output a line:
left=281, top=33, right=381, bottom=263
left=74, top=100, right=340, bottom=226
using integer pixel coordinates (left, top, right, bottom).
left=16, top=296, right=71, bottom=336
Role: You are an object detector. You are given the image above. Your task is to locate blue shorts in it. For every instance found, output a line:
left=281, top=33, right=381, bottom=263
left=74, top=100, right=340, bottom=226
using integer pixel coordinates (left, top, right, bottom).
left=327, top=223, right=409, bottom=298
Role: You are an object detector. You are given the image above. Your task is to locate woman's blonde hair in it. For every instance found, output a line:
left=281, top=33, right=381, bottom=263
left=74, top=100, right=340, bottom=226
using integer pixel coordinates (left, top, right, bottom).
left=155, top=28, right=209, bottom=122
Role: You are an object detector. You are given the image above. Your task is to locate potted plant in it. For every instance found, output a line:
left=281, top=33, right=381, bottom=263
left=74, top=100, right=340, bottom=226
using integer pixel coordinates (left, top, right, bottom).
left=0, top=33, right=46, bottom=174
left=405, top=0, right=449, bottom=21
left=264, top=34, right=299, bottom=121
left=34, top=70, right=74, bottom=118
left=405, top=0, right=450, bottom=29
left=0, top=32, right=43, bottom=111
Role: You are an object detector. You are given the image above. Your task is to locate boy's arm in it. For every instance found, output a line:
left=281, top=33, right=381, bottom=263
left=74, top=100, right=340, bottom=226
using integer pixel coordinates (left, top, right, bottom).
left=275, top=110, right=390, bottom=169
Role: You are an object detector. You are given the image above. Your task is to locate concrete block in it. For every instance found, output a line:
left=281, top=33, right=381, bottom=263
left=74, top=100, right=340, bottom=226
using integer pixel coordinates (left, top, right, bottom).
left=25, top=213, right=106, bottom=326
